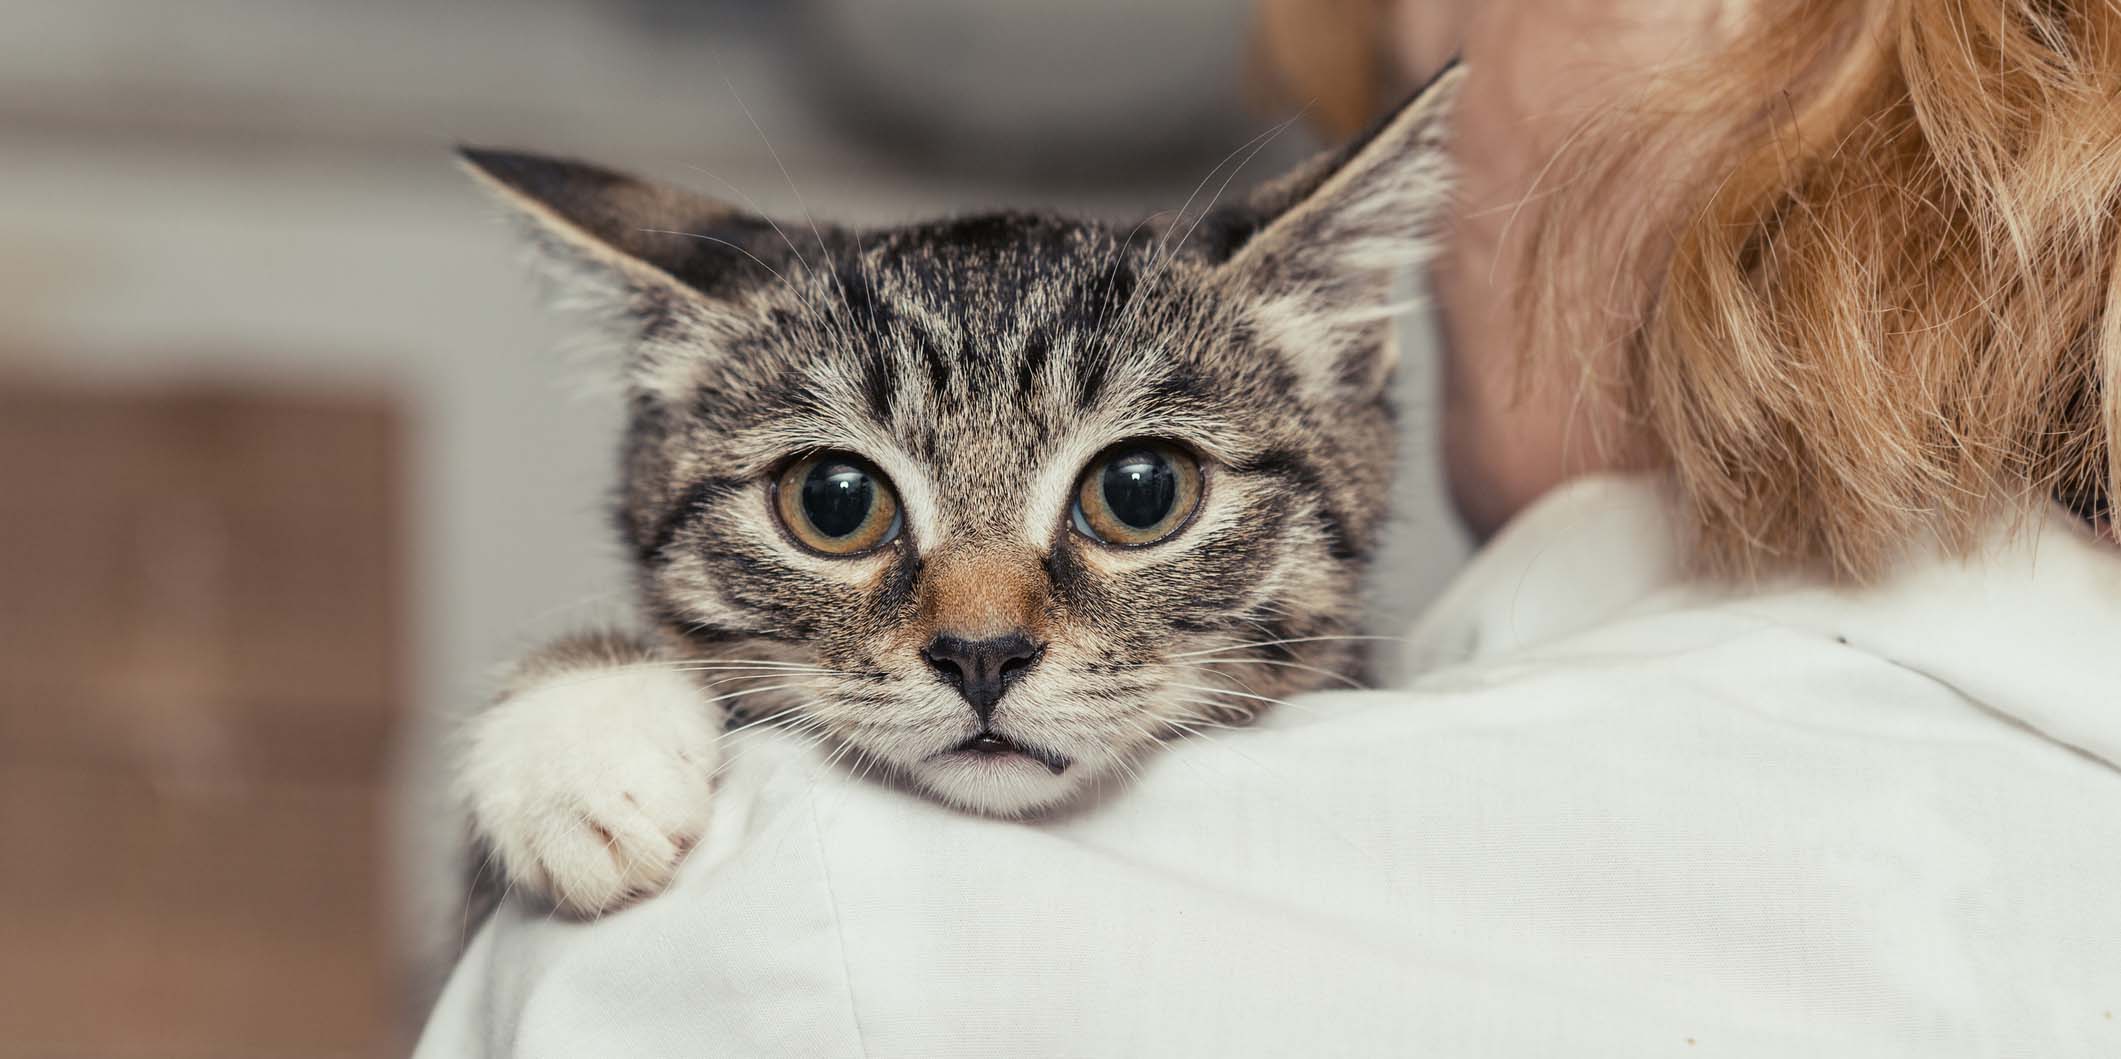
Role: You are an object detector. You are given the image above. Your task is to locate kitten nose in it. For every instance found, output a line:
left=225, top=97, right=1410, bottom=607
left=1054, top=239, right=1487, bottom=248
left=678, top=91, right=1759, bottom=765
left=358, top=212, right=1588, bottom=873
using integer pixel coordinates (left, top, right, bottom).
left=922, top=632, right=1043, bottom=721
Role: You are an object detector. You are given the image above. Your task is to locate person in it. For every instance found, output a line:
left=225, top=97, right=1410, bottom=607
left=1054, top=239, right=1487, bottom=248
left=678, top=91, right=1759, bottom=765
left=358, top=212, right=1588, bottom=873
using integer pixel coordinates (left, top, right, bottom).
left=1263, top=0, right=2118, bottom=561
left=418, top=1, right=2121, bottom=1054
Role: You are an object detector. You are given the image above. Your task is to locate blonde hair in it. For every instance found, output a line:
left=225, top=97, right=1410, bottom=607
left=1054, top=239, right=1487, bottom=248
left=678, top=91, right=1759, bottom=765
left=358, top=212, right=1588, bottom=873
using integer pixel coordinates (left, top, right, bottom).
left=1256, top=0, right=2121, bottom=578
left=1527, top=0, right=2121, bottom=578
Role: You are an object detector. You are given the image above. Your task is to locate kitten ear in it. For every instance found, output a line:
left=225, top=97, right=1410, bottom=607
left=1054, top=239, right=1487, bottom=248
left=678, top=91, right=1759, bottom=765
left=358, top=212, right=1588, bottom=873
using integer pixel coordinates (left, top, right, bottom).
left=458, top=148, right=808, bottom=396
left=1220, top=65, right=1462, bottom=396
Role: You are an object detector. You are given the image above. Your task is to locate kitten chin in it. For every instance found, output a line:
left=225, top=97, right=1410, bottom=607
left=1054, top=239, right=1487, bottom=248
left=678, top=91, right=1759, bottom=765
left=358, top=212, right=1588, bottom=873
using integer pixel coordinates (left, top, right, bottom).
left=908, top=751, right=1097, bottom=818
left=455, top=67, right=1463, bottom=917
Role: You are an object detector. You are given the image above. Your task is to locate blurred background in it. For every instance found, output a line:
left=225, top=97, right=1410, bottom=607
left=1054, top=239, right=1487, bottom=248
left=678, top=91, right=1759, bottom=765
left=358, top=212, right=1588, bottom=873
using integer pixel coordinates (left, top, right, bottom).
left=0, top=0, right=1464, bottom=1054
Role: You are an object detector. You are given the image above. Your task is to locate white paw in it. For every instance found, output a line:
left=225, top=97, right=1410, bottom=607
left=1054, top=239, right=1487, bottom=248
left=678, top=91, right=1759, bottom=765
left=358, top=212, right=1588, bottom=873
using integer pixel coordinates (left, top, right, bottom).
left=458, top=665, right=720, bottom=917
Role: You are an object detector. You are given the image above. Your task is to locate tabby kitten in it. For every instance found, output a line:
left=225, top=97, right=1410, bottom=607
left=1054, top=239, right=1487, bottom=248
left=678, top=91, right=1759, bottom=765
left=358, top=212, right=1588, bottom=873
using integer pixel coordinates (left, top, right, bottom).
left=457, top=69, right=1460, bottom=916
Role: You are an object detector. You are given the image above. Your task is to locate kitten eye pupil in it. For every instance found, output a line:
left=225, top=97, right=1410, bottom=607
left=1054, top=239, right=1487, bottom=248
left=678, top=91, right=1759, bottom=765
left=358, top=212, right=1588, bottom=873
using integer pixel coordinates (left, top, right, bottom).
left=801, top=461, right=875, bottom=539
left=1101, top=449, right=1177, bottom=529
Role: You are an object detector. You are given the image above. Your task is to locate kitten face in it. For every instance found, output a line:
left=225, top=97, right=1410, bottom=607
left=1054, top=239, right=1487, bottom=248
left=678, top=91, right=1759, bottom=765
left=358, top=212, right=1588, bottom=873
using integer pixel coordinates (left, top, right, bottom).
left=464, top=69, right=1458, bottom=814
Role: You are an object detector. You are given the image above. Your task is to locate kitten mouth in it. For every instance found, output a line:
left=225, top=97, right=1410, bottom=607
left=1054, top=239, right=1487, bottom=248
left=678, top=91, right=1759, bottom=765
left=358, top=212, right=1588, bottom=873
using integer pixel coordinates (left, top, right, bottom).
left=947, top=732, right=1071, bottom=775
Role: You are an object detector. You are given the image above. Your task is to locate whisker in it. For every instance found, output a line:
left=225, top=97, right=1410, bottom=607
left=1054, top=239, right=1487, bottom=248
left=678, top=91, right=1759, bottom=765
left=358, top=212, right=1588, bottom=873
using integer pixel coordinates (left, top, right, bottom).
left=1099, top=110, right=1313, bottom=355
left=516, top=665, right=825, bottom=697
left=708, top=711, right=835, bottom=783
left=658, top=655, right=838, bottom=667
left=459, top=841, right=504, bottom=945
left=505, top=668, right=741, bottom=697
left=721, top=75, right=875, bottom=365
left=1153, top=112, right=1304, bottom=263
left=1190, top=657, right=1367, bottom=690
left=1165, top=695, right=1260, bottom=728
left=722, top=702, right=812, bottom=734
left=1160, top=701, right=1258, bottom=731
left=724, top=75, right=829, bottom=269
left=804, top=734, right=865, bottom=802
left=664, top=662, right=838, bottom=675
left=1168, top=634, right=1417, bottom=660
left=1104, top=732, right=1148, bottom=786
left=1153, top=715, right=1318, bottom=808
left=1090, top=214, right=1159, bottom=341
left=678, top=162, right=818, bottom=277
left=1165, top=110, right=1308, bottom=262
left=637, top=229, right=795, bottom=287
left=1161, top=681, right=1320, bottom=716
left=696, top=681, right=814, bottom=706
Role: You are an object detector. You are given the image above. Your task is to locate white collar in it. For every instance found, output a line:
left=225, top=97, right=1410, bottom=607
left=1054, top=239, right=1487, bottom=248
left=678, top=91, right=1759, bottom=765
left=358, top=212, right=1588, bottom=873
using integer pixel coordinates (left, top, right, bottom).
left=1403, top=473, right=2121, bottom=773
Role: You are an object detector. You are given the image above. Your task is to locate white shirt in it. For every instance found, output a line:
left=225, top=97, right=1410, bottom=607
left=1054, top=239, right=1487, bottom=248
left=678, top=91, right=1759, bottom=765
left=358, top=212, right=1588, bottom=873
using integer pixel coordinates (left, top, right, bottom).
left=416, top=475, right=2121, bottom=1057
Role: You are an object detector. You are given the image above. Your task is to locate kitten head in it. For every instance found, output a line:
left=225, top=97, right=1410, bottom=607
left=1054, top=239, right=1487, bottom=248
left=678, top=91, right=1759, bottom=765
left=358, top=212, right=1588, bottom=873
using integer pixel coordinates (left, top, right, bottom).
left=463, top=69, right=1459, bottom=814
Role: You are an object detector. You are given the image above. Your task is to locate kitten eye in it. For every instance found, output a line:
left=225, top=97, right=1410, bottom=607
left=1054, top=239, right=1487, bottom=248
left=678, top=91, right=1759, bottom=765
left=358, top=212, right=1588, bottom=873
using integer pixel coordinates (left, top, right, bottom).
left=1072, top=440, right=1203, bottom=547
left=774, top=451, right=902, bottom=556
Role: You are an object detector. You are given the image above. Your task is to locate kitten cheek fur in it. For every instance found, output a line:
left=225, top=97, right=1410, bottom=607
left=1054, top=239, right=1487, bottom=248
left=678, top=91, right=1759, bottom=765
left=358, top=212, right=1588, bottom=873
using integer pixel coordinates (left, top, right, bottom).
left=460, top=66, right=1461, bottom=819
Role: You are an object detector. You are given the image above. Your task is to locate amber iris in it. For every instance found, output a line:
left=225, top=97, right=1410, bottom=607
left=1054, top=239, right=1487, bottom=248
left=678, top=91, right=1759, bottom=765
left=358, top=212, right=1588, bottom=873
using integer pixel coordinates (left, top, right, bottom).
left=1072, top=441, right=1201, bottom=546
left=775, top=452, right=902, bottom=555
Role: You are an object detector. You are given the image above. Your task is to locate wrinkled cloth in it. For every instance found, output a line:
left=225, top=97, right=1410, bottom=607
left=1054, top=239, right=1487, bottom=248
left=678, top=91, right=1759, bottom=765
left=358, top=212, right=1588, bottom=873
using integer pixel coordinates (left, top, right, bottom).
left=416, top=476, right=2121, bottom=1057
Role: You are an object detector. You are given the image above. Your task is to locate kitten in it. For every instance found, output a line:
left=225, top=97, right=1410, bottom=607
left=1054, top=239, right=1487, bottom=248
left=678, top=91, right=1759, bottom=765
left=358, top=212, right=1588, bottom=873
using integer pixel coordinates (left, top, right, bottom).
left=456, top=68, right=1460, bottom=916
